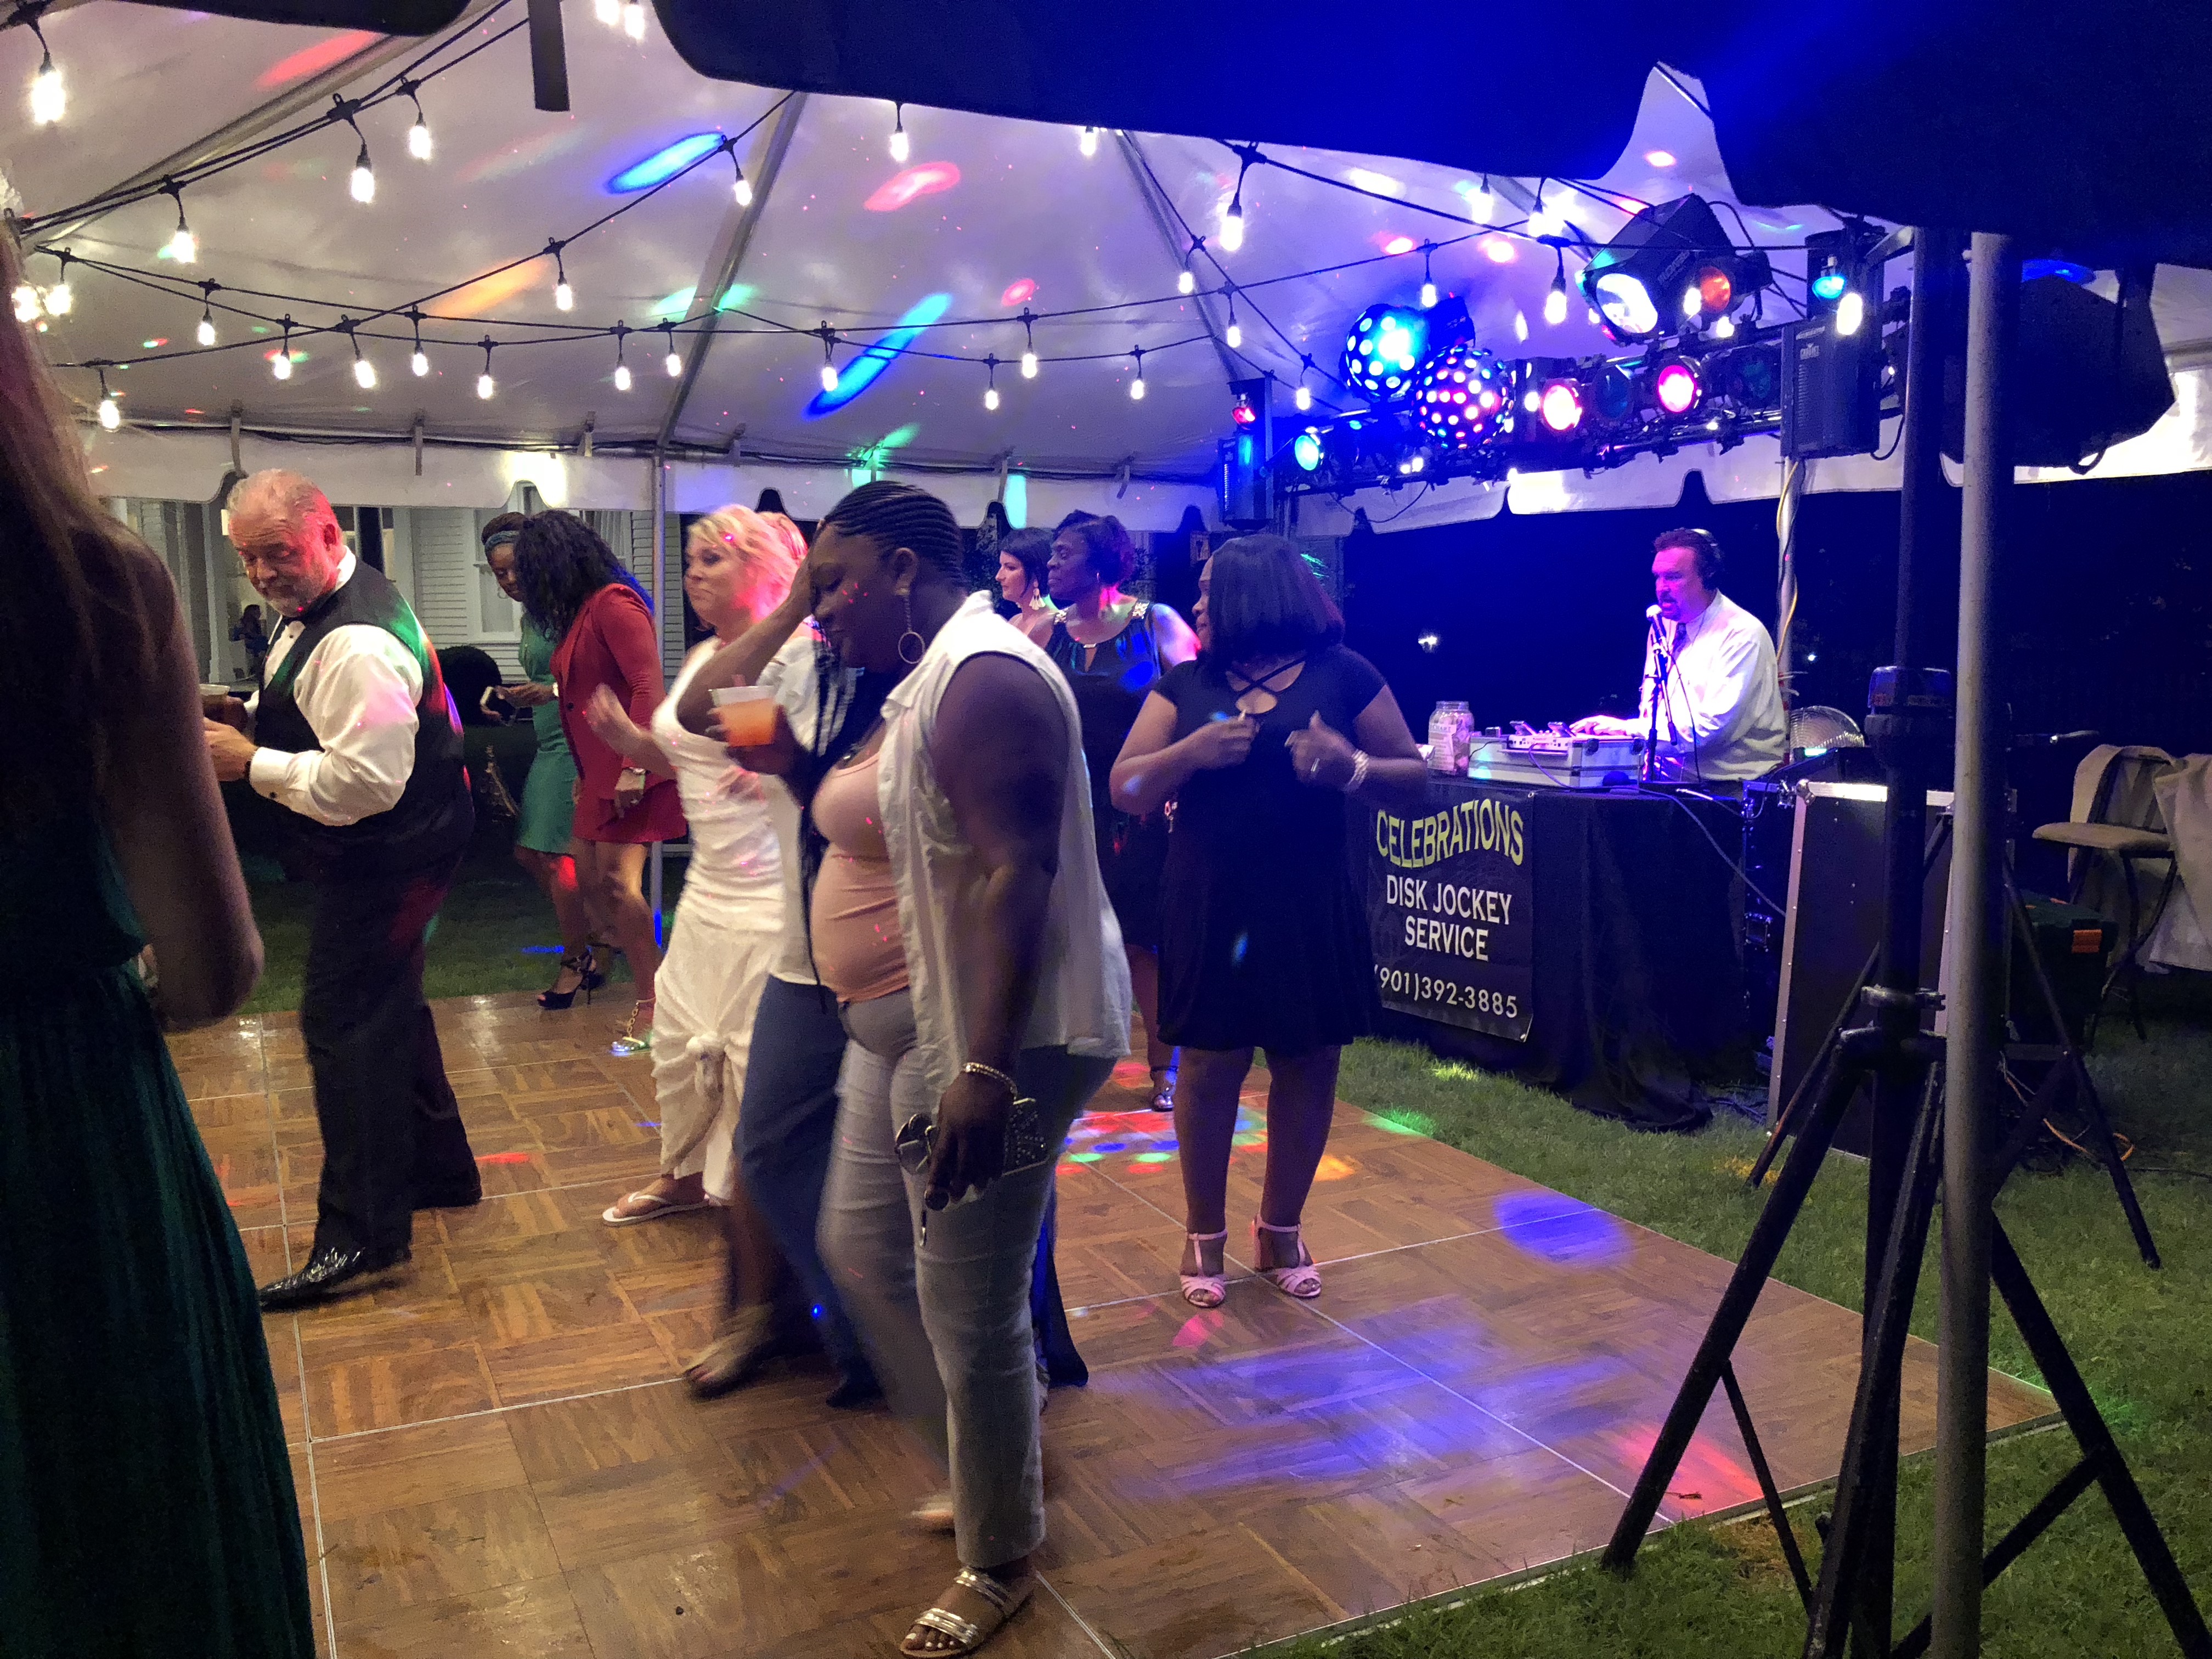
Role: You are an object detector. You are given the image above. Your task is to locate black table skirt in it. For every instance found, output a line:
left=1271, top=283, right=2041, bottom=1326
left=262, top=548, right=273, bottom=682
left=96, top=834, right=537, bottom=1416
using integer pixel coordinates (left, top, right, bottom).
left=1372, top=786, right=1757, bottom=1130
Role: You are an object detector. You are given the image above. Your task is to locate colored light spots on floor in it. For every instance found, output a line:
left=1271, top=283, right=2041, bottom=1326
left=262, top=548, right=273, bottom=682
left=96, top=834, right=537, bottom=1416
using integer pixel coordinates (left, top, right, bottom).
left=1065, top=1151, right=1103, bottom=1163
left=1133, top=1152, right=1173, bottom=1164
left=477, top=1152, right=533, bottom=1165
left=1312, top=1153, right=1357, bottom=1181
left=607, top=131, right=725, bottom=193
left=1496, top=1192, right=1633, bottom=1267
left=1371, top=1112, right=1432, bottom=1135
left=1171, top=1309, right=1224, bottom=1348
left=1092, top=1142, right=1126, bottom=1154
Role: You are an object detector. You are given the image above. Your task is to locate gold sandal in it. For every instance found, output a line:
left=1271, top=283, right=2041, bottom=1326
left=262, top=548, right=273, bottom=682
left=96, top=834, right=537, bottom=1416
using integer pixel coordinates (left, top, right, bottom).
left=610, top=997, right=656, bottom=1056
left=901, top=1568, right=1032, bottom=1657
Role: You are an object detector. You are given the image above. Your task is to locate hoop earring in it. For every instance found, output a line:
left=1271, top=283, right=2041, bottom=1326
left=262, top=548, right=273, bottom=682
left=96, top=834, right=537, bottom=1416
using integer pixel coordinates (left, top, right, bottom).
left=896, top=589, right=926, bottom=666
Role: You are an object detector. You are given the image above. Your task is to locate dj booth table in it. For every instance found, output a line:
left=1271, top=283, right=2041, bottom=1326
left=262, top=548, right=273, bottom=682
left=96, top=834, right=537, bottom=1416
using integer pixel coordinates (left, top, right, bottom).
left=1362, top=780, right=1756, bottom=1129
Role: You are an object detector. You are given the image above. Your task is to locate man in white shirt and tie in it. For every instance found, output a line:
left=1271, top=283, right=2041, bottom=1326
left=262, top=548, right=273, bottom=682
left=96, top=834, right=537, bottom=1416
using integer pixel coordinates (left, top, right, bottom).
left=1575, top=527, right=1787, bottom=784
left=202, top=470, right=480, bottom=1308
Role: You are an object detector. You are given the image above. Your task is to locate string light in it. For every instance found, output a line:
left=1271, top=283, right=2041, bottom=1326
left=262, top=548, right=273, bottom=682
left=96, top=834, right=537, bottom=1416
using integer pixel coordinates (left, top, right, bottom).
left=594, top=0, right=618, bottom=22
left=1077, top=126, right=1099, bottom=158
left=344, top=320, right=376, bottom=389
left=1543, top=246, right=1569, bottom=326
left=196, top=283, right=218, bottom=347
left=1224, top=291, right=1242, bottom=352
left=404, top=81, right=433, bottom=160
left=1465, top=176, right=1494, bottom=222
left=662, top=322, right=681, bottom=377
left=887, top=103, right=909, bottom=164
left=27, top=18, right=62, bottom=126
left=96, top=369, right=119, bottom=430
left=11, top=284, right=38, bottom=322
left=161, top=182, right=196, bottom=264
left=817, top=324, right=839, bottom=392
left=1020, top=310, right=1038, bottom=379
left=1220, top=148, right=1254, bottom=252
left=1128, top=345, right=1146, bottom=400
left=1419, top=244, right=1437, bottom=310
left=344, top=106, right=376, bottom=204
left=1178, top=266, right=1196, bottom=296
left=548, top=241, right=574, bottom=311
left=622, top=1, right=646, bottom=40
left=727, top=140, right=753, bottom=207
left=272, top=316, right=295, bottom=380
left=408, top=308, right=429, bottom=376
left=1712, top=314, right=1737, bottom=340
left=44, top=251, right=71, bottom=316
left=1526, top=180, right=1561, bottom=240
left=983, top=354, right=1000, bottom=410
left=1295, top=357, right=1314, bottom=411
left=612, top=323, right=631, bottom=390
left=476, top=337, right=496, bottom=399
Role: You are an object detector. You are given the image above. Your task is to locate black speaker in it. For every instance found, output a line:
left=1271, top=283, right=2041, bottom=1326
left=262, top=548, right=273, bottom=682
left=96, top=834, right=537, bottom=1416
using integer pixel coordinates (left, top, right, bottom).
left=1942, top=270, right=2174, bottom=467
left=1781, top=314, right=1882, bottom=459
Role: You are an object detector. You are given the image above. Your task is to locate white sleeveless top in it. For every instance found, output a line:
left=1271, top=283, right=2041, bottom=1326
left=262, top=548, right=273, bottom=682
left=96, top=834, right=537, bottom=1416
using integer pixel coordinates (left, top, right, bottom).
left=877, top=591, right=1132, bottom=1103
left=651, top=644, right=784, bottom=919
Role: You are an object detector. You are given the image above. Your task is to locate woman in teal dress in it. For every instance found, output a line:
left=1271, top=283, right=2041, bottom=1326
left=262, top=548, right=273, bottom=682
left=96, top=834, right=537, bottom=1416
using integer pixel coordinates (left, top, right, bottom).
left=1, top=222, right=313, bottom=1658
left=483, top=515, right=602, bottom=1008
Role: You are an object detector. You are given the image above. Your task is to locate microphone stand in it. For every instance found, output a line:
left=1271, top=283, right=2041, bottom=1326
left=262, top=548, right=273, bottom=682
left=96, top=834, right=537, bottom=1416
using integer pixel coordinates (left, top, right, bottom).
left=1641, top=612, right=1672, bottom=785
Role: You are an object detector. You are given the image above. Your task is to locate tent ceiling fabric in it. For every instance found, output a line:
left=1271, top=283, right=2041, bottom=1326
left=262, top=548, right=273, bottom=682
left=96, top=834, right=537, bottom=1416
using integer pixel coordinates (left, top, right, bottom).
left=658, top=0, right=2212, bottom=269
left=10, top=2, right=2212, bottom=517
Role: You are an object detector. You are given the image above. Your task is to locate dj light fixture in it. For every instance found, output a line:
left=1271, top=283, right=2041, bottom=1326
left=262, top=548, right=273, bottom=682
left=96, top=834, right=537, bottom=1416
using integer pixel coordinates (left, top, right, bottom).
left=1651, top=355, right=1702, bottom=416
left=1579, top=194, right=1767, bottom=344
left=1413, top=337, right=1507, bottom=449
left=1341, top=303, right=1429, bottom=403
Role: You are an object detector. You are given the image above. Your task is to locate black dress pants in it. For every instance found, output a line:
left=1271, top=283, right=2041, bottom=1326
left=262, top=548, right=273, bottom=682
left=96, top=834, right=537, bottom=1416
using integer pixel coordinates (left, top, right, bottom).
left=300, top=856, right=478, bottom=1256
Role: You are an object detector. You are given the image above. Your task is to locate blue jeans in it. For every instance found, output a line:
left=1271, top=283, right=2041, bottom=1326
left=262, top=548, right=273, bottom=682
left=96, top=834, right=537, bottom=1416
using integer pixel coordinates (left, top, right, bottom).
left=735, top=975, right=870, bottom=1384
left=821, top=988, right=1112, bottom=1569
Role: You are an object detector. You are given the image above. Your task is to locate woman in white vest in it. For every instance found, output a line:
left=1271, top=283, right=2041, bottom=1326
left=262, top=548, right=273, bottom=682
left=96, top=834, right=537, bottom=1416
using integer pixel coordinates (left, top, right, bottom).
left=715, top=482, right=1128, bottom=1658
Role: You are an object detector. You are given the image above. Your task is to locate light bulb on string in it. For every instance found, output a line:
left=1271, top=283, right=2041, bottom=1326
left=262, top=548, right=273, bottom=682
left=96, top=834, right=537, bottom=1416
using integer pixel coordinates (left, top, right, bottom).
left=1077, top=126, right=1099, bottom=157
left=594, top=0, right=618, bottom=22
left=161, top=183, right=196, bottom=263
left=1178, top=266, right=1195, bottom=296
left=1525, top=179, right=1561, bottom=239
left=549, top=242, right=574, bottom=312
left=349, top=139, right=375, bottom=204
left=1465, top=175, right=1493, bottom=223
left=408, top=309, right=428, bottom=376
left=983, top=356, right=1000, bottom=411
left=728, top=142, right=753, bottom=206
left=1543, top=247, right=1569, bottom=326
left=196, top=284, right=218, bottom=347
left=272, top=317, right=295, bottom=381
left=817, top=324, right=839, bottom=392
left=28, top=21, right=62, bottom=126
left=1712, top=314, right=1737, bottom=340
left=476, top=338, right=496, bottom=399
left=1128, top=346, right=1146, bottom=400
left=663, top=323, right=682, bottom=377
left=1419, top=245, right=1437, bottom=311
left=352, top=342, right=376, bottom=389
left=1223, top=292, right=1242, bottom=352
left=1219, top=196, right=1244, bottom=252
left=43, top=253, right=71, bottom=317
left=404, top=82, right=433, bottom=160
left=1294, top=359, right=1314, bottom=412
left=612, top=324, right=632, bottom=390
left=1019, top=311, right=1038, bottom=379
left=622, top=1, right=646, bottom=40
left=887, top=103, right=909, bottom=163
left=12, top=284, right=39, bottom=322
left=96, top=369, right=119, bottom=430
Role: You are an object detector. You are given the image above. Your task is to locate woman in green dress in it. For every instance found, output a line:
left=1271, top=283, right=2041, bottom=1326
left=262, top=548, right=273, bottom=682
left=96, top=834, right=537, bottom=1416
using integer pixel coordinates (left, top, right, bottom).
left=483, top=515, right=602, bottom=1008
left=0, top=229, right=312, bottom=1658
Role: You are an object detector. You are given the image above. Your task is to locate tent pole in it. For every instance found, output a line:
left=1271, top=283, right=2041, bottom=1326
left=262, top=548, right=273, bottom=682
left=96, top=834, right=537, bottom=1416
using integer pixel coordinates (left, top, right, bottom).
left=1931, top=230, right=2018, bottom=1659
left=658, top=94, right=810, bottom=449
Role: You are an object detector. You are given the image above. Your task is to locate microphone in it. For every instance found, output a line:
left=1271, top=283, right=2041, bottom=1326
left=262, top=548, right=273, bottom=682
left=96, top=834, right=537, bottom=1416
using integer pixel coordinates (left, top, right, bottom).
left=1645, top=604, right=1663, bottom=620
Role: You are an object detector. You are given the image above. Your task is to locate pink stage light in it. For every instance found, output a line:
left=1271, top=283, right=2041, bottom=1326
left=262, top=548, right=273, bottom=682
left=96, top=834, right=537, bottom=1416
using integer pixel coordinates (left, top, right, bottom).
left=1379, top=233, right=1417, bottom=256
left=1481, top=236, right=1517, bottom=263
left=257, top=30, right=380, bottom=89
left=1000, top=278, right=1036, bottom=306
left=865, top=162, right=962, bottom=212
left=1654, top=360, right=1701, bottom=415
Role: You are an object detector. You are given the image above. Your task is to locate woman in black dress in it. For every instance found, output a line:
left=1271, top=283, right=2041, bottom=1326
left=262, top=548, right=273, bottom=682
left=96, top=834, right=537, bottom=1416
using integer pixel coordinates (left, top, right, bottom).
left=1044, top=516, right=1197, bottom=1107
left=1109, top=535, right=1425, bottom=1305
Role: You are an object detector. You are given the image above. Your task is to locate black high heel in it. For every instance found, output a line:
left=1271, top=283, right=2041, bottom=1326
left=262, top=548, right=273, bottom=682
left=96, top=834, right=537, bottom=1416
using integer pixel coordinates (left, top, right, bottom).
left=538, top=948, right=599, bottom=1011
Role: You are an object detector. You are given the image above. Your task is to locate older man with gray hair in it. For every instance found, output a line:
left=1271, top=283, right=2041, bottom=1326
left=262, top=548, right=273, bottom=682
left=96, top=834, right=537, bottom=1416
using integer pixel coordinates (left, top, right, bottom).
left=204, top=470, right=479, bottom=1308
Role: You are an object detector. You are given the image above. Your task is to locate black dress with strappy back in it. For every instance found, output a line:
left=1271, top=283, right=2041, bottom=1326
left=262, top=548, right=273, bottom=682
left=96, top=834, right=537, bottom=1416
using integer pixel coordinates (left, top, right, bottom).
left=1152, top=645, right=1387, bottom=1054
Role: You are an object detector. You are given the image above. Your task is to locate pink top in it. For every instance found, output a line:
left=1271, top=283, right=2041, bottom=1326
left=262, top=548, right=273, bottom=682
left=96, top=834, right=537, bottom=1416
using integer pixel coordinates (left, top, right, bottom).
left=809, top=746, right=909, bottom=1003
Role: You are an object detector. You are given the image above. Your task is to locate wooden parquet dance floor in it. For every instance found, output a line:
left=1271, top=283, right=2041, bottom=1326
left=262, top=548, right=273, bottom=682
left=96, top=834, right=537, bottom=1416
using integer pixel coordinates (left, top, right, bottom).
left=168, top=991, right=2053, bottom=1659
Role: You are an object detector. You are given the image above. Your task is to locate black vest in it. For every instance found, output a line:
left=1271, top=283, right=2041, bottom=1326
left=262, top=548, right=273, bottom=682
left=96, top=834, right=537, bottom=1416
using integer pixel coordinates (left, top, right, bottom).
left=255, top=562, right=473, bottom=880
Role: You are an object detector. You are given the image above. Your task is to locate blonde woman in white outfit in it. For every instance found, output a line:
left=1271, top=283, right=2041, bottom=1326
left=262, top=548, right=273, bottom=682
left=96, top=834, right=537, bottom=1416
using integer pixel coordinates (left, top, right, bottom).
left=583, top=507, right=809, bottom=1374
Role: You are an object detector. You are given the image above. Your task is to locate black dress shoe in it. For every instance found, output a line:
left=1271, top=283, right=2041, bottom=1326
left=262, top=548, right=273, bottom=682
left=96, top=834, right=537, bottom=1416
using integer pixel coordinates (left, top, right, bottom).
left=258, top=1243, right=412, bottom=1311
left=410, top=1182, right=483, bottom=1211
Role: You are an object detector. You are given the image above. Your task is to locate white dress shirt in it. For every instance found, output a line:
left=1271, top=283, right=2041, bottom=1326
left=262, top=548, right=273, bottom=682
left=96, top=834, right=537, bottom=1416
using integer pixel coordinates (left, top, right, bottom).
left=1637, top=590, right=1788, bottom=783
left=245, top=552, right=427, bottom=826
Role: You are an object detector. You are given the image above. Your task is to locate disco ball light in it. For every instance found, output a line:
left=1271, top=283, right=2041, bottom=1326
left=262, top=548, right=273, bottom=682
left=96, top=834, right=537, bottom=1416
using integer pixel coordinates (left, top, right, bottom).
left=1412, top=339, right=1508, bottom=449
left=1341, top=304, right=1430, bottom=402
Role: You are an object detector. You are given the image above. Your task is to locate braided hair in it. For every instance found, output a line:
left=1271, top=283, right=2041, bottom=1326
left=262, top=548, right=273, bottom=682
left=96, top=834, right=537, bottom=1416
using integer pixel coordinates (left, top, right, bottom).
left=817, top=480, right=965, bottom=582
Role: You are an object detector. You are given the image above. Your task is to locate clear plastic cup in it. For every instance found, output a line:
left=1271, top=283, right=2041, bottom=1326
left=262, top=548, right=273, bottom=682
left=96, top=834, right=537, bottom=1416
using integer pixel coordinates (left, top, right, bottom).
left=712, top=685, right=778, bottom=746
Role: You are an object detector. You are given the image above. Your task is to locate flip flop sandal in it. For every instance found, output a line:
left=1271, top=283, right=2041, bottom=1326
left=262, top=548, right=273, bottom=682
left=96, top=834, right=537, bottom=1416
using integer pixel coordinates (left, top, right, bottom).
left=601, top=1187, right=710, bottom=1226
left=902, top=1569, right=1033, bottom=1657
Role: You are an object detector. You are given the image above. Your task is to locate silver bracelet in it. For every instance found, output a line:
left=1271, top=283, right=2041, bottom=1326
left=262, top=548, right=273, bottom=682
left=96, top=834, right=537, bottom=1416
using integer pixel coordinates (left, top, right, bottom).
left=960, top=1060, right=1018, bottom=1094
left=1345, top=749, right=1371, bottom=793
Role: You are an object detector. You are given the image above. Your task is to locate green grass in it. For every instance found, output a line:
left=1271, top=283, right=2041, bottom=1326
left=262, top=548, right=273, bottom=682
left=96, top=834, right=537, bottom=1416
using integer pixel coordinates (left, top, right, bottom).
left=234, top=852, right=2212, bottom=1655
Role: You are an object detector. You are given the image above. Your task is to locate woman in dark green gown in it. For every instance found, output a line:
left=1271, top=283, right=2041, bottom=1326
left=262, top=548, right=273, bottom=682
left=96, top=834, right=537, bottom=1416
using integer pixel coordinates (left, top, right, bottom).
left=0, top=229, right=313, bottom=1659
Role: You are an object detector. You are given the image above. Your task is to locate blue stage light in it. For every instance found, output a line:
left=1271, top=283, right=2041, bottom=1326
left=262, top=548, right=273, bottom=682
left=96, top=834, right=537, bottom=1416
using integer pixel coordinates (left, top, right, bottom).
left=2022, top=258, right=2093, bottom=285
left=1292, top=431, right=1322, bottom=471
left=804, top=293, right=953, bottom=416
left=608, top=132, right=725, bottom=194
left=1811, top=263, right=1849, bottom=302
left=1341, top=304, right=1429, bottom=402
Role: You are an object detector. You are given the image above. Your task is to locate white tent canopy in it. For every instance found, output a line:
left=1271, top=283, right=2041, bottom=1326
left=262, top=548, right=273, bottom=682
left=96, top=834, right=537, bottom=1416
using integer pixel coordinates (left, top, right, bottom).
left=12, top=4, right=2212, bottom=524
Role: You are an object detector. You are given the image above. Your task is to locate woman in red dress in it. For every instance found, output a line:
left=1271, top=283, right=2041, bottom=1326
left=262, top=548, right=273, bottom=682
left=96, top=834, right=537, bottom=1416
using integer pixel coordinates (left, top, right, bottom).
left=515, top=512, right=686, bottom=1051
